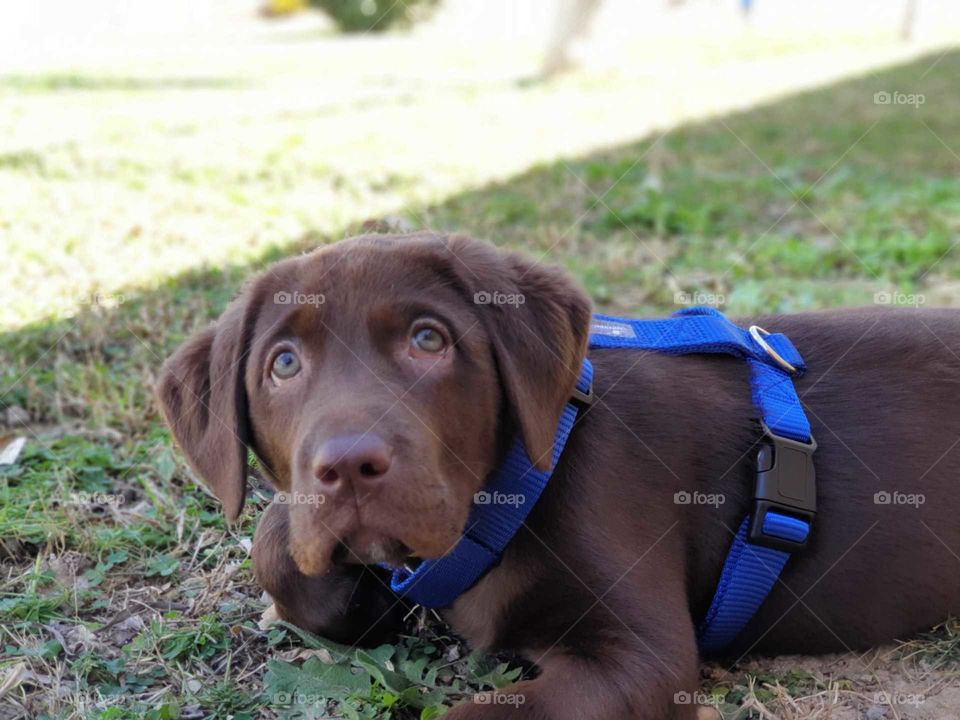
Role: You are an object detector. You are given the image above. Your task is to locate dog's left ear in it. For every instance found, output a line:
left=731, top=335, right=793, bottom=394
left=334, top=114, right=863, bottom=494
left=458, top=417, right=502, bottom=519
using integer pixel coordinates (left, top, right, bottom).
left=443, top=235, right=592, bottom=469
left=155, top=292, right=259, bottom=522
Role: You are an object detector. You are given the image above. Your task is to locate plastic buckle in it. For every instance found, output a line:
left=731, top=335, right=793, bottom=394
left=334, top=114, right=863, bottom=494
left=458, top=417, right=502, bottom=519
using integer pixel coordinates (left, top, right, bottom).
left=570, top=380, right=593, bottom=406
left=748, top=422, right=817, bottom=552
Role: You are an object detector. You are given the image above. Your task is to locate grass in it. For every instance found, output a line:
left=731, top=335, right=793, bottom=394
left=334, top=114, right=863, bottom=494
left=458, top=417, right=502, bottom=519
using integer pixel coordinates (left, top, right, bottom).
left=1, top=28, right=960, bottom=719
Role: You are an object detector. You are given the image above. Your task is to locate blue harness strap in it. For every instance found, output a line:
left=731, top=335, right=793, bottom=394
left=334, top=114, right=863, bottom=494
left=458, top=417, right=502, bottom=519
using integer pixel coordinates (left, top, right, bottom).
left=696, top=514, right=809, bottom=654
left=389, top=361, right=594, bottom=607
left=388, top=307, right=816, bottom=653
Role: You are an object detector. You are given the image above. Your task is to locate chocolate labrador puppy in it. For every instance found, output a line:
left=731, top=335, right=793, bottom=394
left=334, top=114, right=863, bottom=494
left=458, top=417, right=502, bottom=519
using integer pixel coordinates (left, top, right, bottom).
left=157, top=232, right=960, bottom=719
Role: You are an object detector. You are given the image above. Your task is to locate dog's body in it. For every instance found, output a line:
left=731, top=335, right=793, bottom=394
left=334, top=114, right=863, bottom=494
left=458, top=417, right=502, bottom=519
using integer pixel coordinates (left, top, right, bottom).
left=159, top=233, right=960, bottom=719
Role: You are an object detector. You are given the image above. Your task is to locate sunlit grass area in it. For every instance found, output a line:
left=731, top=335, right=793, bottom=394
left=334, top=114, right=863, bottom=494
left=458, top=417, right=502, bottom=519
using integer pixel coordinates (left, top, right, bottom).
left=1, top=22, right=959, bottom=719
left=2, top=29, right=957, bottom=330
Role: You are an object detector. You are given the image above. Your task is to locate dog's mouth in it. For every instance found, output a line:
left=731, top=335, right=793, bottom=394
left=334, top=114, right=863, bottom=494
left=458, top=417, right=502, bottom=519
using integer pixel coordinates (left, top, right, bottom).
left=288, top=477, right=471, bottom=577
left=336, top=532, right=416, bottom=567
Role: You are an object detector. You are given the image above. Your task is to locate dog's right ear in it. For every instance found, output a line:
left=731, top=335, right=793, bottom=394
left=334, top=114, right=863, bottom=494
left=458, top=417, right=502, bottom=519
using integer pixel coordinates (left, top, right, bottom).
left=156, top=297, right=255, bottom=521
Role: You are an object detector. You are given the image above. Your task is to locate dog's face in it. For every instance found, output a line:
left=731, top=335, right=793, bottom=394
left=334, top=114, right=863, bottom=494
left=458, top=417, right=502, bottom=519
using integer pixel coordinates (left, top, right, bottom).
left=157, top=233, right=590, bottom=577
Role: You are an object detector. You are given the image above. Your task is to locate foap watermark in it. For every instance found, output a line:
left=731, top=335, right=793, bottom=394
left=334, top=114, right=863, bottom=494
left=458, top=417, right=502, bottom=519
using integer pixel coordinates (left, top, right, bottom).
left=36, top=292, right=126, bottom=316
left=874, top=490, right=925, bottom=508
left=54, top=691, right=116, bottom=707
left=674, top=290, right=725, bottom=308
left=275, top=491, right=326, bottom=507
left=473, top=490, right=526, bottom=508
left=69, top=491, right=125, bottom=507
left=77, top=292, right=125, bottom=308
left=273, top=290, right=325, bottom=307
left=874, top=691, right=926, bottom=707
left=272, top=691, right=330, bottom=707
left=473, top=290, right=525, bottom=307
left=473, top=693, right=525, bottom=707
left=674, top=490, right=725, bottom=508
left=874, top=90, right=925, bottom=108
left=673, top=691, right=721, bottom=707
left=874, top=290, right=925, bottom=307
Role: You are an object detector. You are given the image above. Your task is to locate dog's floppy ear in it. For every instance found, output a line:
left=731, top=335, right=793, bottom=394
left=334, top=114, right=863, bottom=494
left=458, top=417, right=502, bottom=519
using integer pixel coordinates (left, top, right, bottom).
left=156, top=295, right=257, bottom=521
left=444, top=235, right=592, bottom=469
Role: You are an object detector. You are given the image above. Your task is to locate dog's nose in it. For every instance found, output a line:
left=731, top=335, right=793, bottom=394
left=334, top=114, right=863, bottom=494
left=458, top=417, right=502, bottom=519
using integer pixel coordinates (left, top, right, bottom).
left=313, top=434, right=393, bottom=490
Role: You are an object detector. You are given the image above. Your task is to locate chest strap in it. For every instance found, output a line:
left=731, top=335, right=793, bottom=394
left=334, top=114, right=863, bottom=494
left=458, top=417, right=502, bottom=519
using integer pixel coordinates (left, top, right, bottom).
left=388, top=307, right=816, bottom=653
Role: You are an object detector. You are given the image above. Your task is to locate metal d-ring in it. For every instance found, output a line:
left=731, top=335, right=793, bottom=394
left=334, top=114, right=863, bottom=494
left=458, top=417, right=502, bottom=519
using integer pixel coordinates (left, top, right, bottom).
left=749, top=325, right=797, bottom=374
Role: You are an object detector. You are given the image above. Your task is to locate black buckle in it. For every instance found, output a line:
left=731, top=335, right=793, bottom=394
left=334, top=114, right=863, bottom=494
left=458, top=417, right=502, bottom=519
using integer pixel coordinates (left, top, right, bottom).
left=748, top=422, right=817, bottom=552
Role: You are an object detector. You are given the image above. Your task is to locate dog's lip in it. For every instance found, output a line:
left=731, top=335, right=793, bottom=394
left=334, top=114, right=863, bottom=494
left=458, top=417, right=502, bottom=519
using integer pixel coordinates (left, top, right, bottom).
left=338, top=536, right=414, bottom=566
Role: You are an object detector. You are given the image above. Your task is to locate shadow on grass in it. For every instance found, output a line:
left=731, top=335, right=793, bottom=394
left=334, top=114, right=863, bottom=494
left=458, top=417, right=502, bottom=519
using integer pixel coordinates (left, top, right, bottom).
left=2, top=48, right=958, bottom=433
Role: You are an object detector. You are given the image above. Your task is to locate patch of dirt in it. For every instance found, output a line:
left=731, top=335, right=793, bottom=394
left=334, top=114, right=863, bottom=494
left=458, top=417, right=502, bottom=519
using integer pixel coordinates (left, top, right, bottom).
left=704, top=641, right=960, bottom=719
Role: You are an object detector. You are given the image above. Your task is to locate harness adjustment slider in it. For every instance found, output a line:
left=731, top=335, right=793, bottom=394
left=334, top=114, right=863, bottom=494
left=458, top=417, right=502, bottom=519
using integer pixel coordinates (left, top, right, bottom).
left=570, top=382, right=593, bottom=406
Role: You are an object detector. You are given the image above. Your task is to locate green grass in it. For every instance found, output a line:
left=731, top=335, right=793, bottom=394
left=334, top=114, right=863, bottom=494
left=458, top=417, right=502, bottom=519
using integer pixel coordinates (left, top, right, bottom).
left=2, top=36, right=960, bottom=719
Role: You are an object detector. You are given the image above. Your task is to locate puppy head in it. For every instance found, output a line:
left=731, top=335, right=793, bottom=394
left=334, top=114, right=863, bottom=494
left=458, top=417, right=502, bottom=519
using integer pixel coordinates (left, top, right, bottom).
left=157, top=233, right=590, bottom=576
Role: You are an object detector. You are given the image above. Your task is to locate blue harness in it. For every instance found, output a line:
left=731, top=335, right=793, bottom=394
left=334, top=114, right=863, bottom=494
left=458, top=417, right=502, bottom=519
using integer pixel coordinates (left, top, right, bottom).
left=388, top=307, right=816, bottom=653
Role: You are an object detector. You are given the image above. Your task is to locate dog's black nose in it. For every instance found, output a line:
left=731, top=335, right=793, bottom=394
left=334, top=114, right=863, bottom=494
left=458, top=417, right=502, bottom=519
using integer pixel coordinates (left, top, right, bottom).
left=313, top=434, right=393, bottom=491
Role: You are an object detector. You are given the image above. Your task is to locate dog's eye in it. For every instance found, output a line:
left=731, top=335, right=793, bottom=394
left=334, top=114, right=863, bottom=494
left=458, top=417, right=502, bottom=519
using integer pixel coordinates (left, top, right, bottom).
left=411, top=326, right=446, bottom=355
left=271, top=350, right=301, bottom=379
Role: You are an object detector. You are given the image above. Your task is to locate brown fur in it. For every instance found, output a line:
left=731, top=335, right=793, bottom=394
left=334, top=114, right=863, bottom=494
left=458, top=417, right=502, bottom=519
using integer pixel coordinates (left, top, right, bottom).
left=157, top=233, right=960, bottom=719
